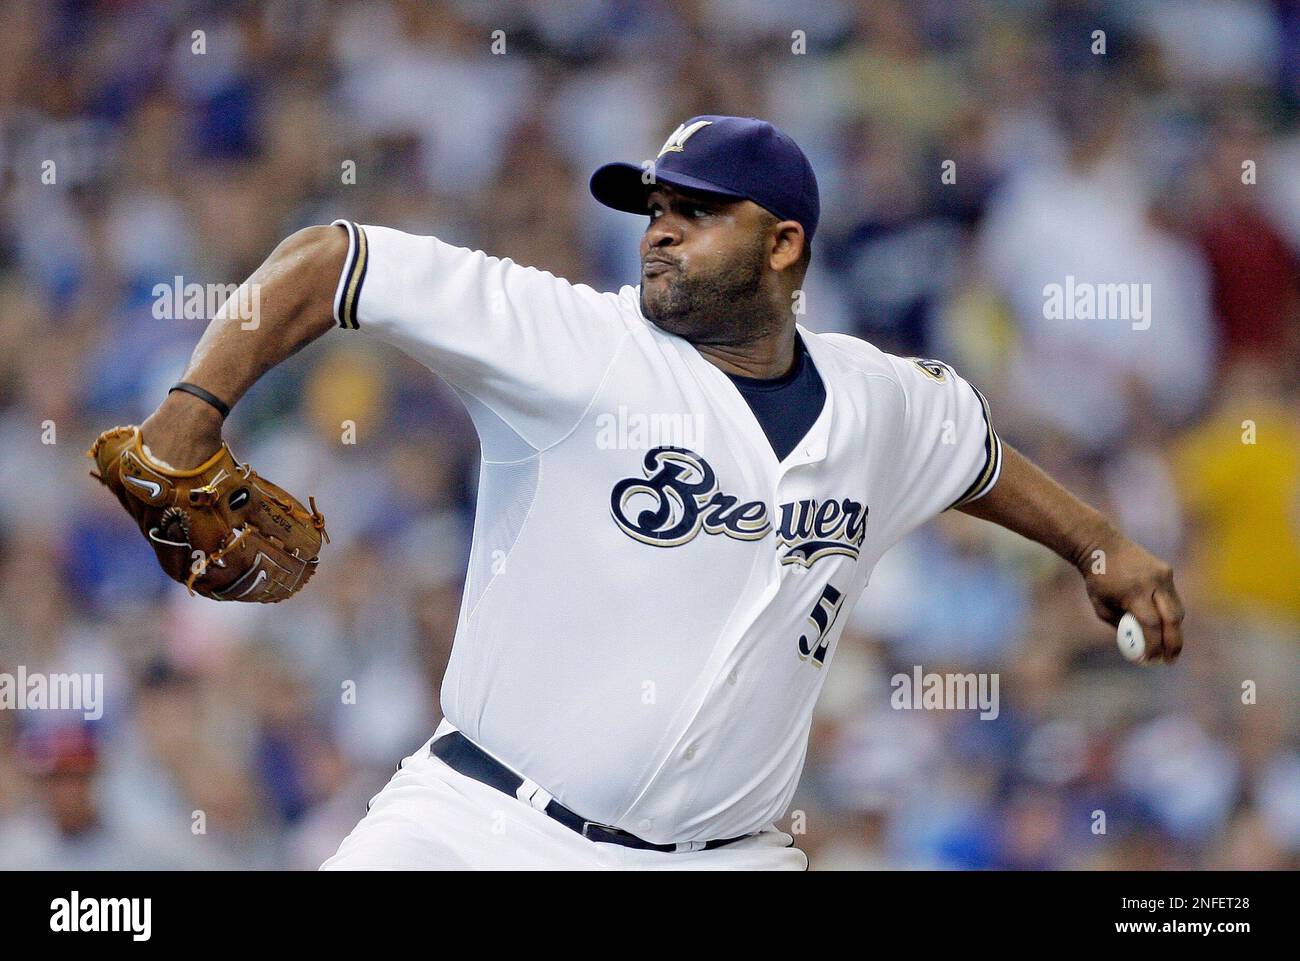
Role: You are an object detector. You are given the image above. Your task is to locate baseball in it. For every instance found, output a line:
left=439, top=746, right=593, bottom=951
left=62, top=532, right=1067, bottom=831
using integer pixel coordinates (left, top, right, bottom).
left=1117, top=612, right=1147, bottom=662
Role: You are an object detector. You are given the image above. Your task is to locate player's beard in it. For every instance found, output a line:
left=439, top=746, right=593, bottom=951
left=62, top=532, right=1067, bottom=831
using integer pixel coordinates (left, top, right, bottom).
left=639, top=235, right=777, bottom=347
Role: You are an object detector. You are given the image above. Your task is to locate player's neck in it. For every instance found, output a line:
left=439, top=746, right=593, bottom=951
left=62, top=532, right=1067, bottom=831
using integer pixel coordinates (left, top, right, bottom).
left=695, top=326, right=798, bottom=380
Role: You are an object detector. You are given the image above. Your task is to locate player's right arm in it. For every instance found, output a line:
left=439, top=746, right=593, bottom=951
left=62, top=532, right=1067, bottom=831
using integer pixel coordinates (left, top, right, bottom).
left=141, top=220, right=627, bottom=469
left=139, top=225, right=349, bottom=469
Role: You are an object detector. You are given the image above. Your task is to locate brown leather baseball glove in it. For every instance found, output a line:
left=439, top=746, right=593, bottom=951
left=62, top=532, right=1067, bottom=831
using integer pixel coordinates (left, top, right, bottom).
left=87, top=425, right=328, bottom=602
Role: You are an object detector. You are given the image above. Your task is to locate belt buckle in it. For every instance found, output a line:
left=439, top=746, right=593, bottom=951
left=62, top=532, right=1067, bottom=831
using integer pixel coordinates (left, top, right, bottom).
left=580, top=820, right=623, bottom=842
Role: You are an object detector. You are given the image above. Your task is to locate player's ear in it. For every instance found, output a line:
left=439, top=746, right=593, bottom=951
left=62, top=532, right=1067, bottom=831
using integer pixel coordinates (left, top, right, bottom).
left=768, top=221, right=805, bottom=274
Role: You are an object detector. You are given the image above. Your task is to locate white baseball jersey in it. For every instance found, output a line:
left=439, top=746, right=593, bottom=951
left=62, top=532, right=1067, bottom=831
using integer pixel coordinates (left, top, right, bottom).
left=330, top=219, right=1002, bottom=845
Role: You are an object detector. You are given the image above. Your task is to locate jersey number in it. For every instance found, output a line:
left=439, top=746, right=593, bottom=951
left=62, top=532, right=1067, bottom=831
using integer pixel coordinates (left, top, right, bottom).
left=797, top=583, right=844, bottom=668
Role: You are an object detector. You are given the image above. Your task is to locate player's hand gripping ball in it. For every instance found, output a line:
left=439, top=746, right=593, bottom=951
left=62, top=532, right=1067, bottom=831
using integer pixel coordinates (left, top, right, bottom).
left=88, top=426, right=328, bottom=602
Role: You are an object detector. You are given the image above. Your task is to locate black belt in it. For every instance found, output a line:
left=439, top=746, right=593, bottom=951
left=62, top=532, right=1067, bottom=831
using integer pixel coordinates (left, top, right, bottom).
left=429, top=731, right=749, bottom=853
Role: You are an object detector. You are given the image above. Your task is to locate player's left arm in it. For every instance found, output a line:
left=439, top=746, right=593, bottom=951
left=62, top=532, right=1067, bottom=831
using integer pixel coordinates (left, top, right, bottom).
left=957, top=444, right=1185, bottom=663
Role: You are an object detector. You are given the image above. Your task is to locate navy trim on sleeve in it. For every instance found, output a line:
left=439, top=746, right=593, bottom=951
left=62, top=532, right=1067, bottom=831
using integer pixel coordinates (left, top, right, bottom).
left=330, top=219, right=368, bottom=330
left=947, top=383, right=1003, bottom=510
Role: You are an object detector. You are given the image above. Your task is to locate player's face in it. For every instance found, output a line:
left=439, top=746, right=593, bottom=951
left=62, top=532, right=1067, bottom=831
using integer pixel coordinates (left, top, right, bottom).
left=638, top=187, right=778, bottom=345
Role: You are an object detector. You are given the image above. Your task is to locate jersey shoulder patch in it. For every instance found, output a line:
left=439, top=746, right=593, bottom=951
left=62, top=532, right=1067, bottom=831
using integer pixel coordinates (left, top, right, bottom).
left=905, top=357, right=954, bottom=383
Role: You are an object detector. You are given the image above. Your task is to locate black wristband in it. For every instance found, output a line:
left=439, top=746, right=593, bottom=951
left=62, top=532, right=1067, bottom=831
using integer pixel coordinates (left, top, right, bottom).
left=168, top=382, right=231, bottom=420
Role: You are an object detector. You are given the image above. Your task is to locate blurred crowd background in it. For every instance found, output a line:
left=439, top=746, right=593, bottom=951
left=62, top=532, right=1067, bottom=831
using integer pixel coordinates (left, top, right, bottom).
left=1, top=0, right=1297, bottom=870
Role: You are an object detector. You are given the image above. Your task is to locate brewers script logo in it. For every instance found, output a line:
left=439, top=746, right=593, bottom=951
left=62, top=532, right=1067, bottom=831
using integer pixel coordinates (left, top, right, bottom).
left=610, top=447, right=868, bottom=567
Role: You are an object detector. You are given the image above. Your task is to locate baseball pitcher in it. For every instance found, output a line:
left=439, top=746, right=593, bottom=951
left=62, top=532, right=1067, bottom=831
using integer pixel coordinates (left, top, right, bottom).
left=90, top=116, right=1184, bottom=870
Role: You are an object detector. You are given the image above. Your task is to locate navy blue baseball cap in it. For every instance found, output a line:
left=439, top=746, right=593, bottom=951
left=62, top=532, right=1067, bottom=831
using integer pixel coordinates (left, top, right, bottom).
left=590, top=115, right=820, bottom=243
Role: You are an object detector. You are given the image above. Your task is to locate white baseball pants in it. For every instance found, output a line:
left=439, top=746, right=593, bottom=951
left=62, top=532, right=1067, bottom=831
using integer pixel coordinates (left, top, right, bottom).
left=320, top=728, right=807, bottom=871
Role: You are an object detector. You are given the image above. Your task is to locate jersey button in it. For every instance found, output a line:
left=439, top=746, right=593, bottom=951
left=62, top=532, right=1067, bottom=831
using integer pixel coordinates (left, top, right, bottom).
left=727, top=669, right=738, bottom=685
left=684, top=744, right=697, bottom=760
